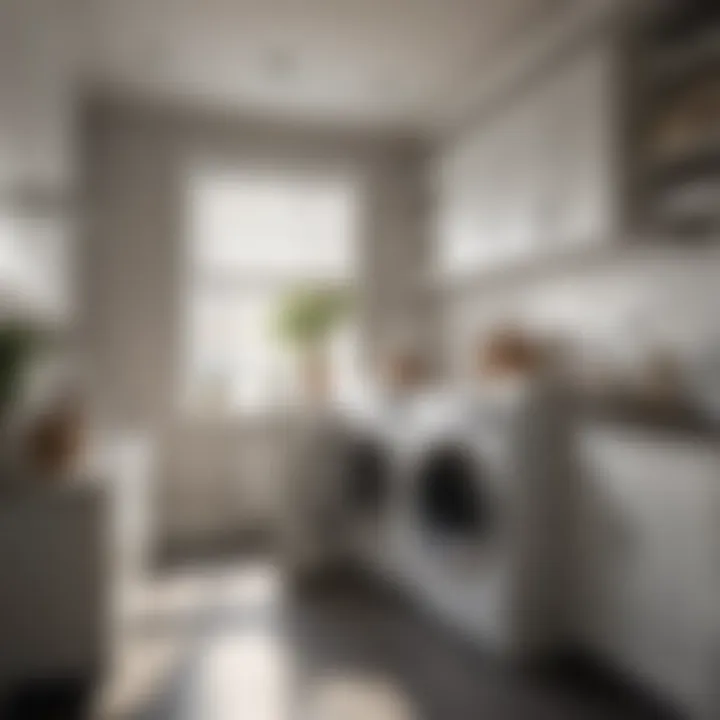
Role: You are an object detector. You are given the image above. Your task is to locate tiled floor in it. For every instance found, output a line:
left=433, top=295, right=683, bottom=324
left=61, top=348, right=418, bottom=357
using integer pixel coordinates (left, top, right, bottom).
left=9, top=561, right=680, bottom=719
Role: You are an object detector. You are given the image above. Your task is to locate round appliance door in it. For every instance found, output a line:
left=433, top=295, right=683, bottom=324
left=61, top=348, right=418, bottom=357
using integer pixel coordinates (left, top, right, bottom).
left=413, top=441, right=500, bottom=545
left=407, top=441, right=511, bottom=646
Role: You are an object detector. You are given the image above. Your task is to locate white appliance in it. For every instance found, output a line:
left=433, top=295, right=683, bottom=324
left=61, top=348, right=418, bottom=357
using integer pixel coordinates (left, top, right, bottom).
left=332, top=400, right=413, bottom=578
left=284, top=404, right=406, bottom=576
left=362, top=380, right=575, bottom=661
left=292, top=379, right=573, bottom=660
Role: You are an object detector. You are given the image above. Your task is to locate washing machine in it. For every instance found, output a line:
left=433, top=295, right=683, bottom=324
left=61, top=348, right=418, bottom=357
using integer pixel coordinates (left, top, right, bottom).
left=333, top=396, right=418, bottom=579
left=287, top=396, right=407, bottom=577
left=384, top=378, right=575, bottom=661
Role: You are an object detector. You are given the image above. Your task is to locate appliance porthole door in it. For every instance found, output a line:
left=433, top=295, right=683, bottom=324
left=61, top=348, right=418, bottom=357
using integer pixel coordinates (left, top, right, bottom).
left=414, top=441, right=500, bottom=543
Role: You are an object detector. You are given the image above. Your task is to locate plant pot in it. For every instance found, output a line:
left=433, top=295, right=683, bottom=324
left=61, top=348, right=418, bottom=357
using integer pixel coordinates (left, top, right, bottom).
left=26, top=399, right=84, bottom=477
left=302, top=349, right=331, bottom=404
left=384, top=350, right=427, bottom=393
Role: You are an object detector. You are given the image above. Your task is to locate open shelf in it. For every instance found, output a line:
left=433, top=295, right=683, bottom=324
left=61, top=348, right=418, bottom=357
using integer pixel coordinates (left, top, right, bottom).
left=631, top=1, right=720, bottom=235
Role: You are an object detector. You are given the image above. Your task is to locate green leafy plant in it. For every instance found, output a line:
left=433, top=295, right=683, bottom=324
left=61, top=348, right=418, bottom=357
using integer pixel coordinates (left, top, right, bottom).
left=0, top=322, right=44, bottom=418
left=275, top=286, right=352, bottom=352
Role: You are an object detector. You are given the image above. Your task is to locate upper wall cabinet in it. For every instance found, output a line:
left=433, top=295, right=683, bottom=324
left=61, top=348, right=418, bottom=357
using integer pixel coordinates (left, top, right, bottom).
left=0, top=0, right=81, bottom=322
left=0, top=203, right=73, bottom=322
left=437, top=34, right=621, bottom=280
left=437, top=1, right=720, bottom=281
left=0, top=0, right=83, bottom=192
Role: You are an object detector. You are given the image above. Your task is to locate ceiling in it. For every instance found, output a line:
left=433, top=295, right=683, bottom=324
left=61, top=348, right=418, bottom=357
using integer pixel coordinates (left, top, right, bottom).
left=86, top=0, right=566, bottom=133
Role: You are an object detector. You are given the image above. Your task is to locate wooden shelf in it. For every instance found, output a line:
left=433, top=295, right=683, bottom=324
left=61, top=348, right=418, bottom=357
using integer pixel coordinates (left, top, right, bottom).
left=645, top=28, right=720, bottom=88
left=631, top=1, right=720, bottom=234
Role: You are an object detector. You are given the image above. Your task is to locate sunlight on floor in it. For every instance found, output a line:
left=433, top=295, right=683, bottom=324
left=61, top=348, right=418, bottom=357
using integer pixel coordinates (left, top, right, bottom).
left=308, top=674, right=417, bottom=720
left=96, top=562, right=421, bottom=719
left=195, top=630, right=291, bottom=720
left=98, top=562, right=293, bottom=719
left=213, top=562, right=286, bottom=610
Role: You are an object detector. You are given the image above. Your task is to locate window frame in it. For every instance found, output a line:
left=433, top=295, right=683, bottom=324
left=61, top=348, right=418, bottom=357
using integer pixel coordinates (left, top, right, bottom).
left=181, top=162, right=362, bottom=417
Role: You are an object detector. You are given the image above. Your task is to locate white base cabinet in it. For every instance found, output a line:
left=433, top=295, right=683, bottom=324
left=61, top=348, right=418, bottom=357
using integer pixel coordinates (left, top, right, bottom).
left=0, top=484, right=110, bottom=701
left=578, top=424, right=719, bottom=719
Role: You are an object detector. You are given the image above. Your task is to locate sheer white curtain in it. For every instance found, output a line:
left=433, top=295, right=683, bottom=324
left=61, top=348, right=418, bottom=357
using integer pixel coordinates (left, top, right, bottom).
left=183, top=167, right=360, bottom=415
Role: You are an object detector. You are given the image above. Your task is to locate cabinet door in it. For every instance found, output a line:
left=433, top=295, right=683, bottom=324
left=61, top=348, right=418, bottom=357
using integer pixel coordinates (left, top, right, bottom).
left=438, top=125, right=501, bottom=274
left=546, top=39, right=619, bottom=249
left=502, top=92, right=540, bottom=258
left=478, top=105, right=542, bottom=265
left=579, top=428, right=719, bottom=714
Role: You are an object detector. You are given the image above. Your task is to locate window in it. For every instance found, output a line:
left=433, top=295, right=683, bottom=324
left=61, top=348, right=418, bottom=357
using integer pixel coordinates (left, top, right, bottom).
left=184, top=167, right=360, bottom=415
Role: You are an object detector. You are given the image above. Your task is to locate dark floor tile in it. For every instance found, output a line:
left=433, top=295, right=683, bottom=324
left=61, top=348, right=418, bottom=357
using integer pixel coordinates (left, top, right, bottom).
left=8, top=563, right=682, bottom=720
left=3, top=679, right=92, bottom=720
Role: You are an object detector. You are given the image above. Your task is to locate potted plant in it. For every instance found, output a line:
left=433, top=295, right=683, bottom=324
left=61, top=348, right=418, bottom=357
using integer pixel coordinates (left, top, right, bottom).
left=0, top=322, right=85, bottom=479
left=275, top=285, right=352, bottom=403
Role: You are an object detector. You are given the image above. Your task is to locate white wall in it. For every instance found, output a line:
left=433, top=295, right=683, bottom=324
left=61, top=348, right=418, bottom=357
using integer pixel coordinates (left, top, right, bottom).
left=80, top=97, right=433, bottom=552
left=445, top=244, right=720, bottom=379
